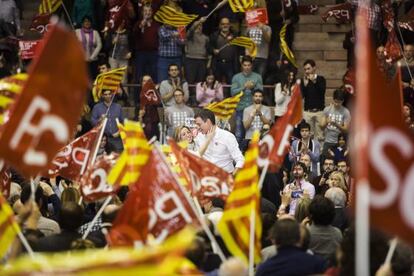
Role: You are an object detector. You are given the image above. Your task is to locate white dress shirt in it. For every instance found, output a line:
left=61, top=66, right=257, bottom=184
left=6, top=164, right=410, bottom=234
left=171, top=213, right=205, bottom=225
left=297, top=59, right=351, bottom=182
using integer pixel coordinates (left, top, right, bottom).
left=195, top=127, right=244, bottom=173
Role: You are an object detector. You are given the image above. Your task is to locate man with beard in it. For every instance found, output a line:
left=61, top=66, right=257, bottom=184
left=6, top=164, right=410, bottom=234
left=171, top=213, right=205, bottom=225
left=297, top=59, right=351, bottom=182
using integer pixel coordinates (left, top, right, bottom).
left=159, top=63, right=189, bottom=107
left=242, top=89, right=272, bottom=151
left=313, top=157, right=335, bottom=195
left=280, top=162, right=315, bottom=216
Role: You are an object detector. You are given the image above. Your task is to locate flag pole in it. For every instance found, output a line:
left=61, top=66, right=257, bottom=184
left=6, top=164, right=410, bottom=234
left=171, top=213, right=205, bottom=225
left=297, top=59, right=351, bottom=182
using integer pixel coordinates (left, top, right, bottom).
left=205, top=0, right=229, bottom=20
left=154, top=144, right=227, bottom=262
left=82, top=195, right=113, bottom=240
left=61, top=3, right=75, bottom=31
left=16, top=229, right=35, bottom=258
left=356, top=181, right=370, bottom=276
left=248, top=203, right=255, bottom=276
left=384, top=238, right=398, bottom=265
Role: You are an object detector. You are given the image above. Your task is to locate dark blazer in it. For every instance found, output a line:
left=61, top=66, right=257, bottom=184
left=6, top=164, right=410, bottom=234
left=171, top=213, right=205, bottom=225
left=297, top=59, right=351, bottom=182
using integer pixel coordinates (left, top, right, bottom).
left=256, top=246, right=328, bottom=276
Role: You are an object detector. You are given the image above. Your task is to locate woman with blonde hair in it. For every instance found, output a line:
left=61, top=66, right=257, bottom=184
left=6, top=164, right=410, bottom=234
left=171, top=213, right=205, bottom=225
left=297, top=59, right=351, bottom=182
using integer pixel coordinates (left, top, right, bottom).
left=294, top=197, right=311, bottom=224
left=328, top=171, right=348, bottom=193
left=173, top=125, right=198, bottom=152
left=61, top=187, right=81, bottom=205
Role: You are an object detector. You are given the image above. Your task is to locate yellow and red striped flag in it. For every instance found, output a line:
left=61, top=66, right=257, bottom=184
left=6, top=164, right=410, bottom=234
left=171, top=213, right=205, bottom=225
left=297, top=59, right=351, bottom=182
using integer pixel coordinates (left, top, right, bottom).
left=228, top=0, right=254, bottom=13
left=1, top=227, right=201, bottom=275
left=217, top=131, right=261, bottom=265
left=229, top=36, right=257, bottom=57
left=154, top=5, right=198, bottom=27
left=280, top=24, right=297, bottom=67
left=38, top=0, right=63, bottom=14
left=0, top=73, right=28, bottom=125
left=204, top=92, right=243, bottom=120
left=0, top=193, right=20, bottom=259
left=92, top=66, right=127, bottom=102
left=107, top=120, right=152, bottom=186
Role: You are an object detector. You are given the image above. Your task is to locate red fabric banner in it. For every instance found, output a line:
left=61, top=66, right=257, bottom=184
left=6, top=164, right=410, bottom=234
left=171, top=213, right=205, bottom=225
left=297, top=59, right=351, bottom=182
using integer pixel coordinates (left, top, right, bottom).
left=80, top=153, right=120, bottom=202
left=47, top=122, right=103, bottom=181
left=108, top=148, right=199, bottom=246
left=0, top=163, right=11, bottom=198
left=0, top=25, right=89, bottom=177
left=139, top=79, right=161, bottom=109
left=353, top=12, right=414, bottom=244
left=19, top=40, right=42, bottom=60
left=169, top=139, right=234, bottom=204
left=245, top=8, right=269, bottom=27
left=321, top=3, right=353, bottom=24
left=30, top=13, right=51, bottom=35
left=258, top=85, right=303, bottom=171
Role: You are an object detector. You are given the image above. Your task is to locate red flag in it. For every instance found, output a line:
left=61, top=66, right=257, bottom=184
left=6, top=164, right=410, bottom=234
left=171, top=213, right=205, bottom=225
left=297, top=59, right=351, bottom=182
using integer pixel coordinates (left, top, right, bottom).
left=19, top=40, right=42, bottom=60
left=108, top=148, right=199, bottom=246
left=106, top=0, right=133, bottom=31
left=258, top=85, right=302, bottom=171
left=139, top=79, right=161, bottom=109
left=30, top=13, right=52, bottom=35
left=343, top=67, right=356, bottom=95
left=384, top=29, right=402, bottom=64
left=169, top=139, right=234, bottom=204
left=381, top=0, right=394, bottom=31
left=80, top=153, right=120, bottom=202
left=0, top=163, right=11, bottom=198
left=0, top=24, right=88, bottom=177
left=353, top=12, right=414, bottom=244
left=47, top=122, right=103, bottom=181
left=321, top=2, right=353, bottom=24
left=297, top=4, right=319, bottom=15
left=398, top=6, right=414, bottom=31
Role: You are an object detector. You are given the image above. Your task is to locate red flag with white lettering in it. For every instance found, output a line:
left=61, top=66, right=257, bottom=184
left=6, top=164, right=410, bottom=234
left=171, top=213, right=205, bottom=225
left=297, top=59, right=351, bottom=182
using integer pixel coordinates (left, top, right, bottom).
left=321, top=2, right=353, bottom=24
left=80, top=153, right=120, bottom=202
left=169, top=139, right=234, bottom=204
left=108, top=148, right=199, bottom=246
left=0, top=164, right=11, bottom=198
left=30, top=13, right=51, bottom=35
left=0, top=24, right=88, bottom=177
left=258, top=85, right=303, bottom=171
left=47, top=122, right=103, bottom=181
left=106, top=0, right=133, bottom=31
left=353, top=12, right=414, bottom=244
left=139, top=79, right=161, bottom=109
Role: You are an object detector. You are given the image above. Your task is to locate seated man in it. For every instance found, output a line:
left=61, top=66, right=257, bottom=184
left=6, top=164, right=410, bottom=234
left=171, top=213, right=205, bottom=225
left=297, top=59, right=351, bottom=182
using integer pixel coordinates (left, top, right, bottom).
left=164, top=88, right=194, bottom=138
left=256, top=218, right=328, bottom=275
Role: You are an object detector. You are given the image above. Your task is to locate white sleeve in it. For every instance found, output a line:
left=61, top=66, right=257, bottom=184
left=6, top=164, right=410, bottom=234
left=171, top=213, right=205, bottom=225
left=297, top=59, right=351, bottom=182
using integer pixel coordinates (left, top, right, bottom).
left=227, top=133, right=244, bottom=169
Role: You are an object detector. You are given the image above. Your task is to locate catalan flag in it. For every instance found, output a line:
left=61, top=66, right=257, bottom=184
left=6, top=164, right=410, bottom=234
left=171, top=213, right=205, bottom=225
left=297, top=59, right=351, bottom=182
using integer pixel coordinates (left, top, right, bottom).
left=107, top=120, right=152, bottom=186
left=280, top=24, right=297, bottom=67
left=154, top=5, right=198, bottom=27
left=92, top=66, right=127, bottom=102
left=229, top=36, right=257, bottom=57
left=0, top=193, right=20, bottom=259
left=116, top=118, right=126, bottom=143
left=228, top=0, right=254, bottom=13
left=205, top=92, right=243, bottom=120
left=1, top=227, right=201, bottom=275
left=38, top=0, right=63, bottom=14
left=0, top=74, right=27, bottom=125
left=217, top=132, right=261, bottom=265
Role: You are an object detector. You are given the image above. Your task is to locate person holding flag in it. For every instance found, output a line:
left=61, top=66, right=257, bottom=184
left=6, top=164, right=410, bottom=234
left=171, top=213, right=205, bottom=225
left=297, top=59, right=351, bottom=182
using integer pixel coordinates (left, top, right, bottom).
left=91, top=90, right=124, bottom=152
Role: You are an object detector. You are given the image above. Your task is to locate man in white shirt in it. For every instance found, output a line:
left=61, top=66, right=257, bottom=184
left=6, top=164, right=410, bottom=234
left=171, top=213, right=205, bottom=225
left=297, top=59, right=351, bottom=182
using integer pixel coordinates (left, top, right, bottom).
left=194, top=109, right=244, bottom=174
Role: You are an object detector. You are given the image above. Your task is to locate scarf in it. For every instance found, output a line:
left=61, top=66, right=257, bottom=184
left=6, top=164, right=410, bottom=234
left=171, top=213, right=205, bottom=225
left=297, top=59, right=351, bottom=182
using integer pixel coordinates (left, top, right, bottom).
left=80, top=27, right=94, bottom=57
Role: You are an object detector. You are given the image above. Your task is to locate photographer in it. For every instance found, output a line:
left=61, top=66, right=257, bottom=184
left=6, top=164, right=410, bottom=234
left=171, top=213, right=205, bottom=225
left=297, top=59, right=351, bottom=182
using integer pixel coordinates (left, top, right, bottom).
left=278, top=162, right=315, bottom=216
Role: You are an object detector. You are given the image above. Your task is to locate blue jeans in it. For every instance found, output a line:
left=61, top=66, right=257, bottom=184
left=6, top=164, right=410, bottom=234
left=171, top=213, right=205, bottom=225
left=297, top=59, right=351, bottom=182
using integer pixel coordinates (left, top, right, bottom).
left=235, top=110, right=245, bottom=149
left=135, top=51, right=158, bottom=83
left=157, top=56, right=182, bottom=82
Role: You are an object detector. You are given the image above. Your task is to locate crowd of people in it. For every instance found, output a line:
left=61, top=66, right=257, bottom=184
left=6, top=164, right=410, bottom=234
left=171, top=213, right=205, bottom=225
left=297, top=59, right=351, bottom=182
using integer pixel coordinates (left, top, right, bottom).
left=1, top=0, right=414, bottom=275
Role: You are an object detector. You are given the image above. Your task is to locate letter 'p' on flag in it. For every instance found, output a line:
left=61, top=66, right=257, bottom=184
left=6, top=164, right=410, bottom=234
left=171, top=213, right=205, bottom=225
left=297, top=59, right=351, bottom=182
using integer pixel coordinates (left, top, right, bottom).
left=0, top=24, right=88, bottom=177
